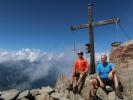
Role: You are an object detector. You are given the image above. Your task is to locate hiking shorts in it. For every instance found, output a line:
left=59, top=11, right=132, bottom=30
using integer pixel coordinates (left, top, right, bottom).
left=100, top=78, right=113, bottom=86
left=72, top=71, right=87, bottom=79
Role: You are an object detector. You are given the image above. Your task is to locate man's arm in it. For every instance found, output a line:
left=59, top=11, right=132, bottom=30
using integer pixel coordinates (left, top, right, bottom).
left=96, top=65, right=105, bottom=88
left=108, top=65, right=116, bottom=79
left=112, top=67, right=116, bottom=74
left=96, top=74, right=105, bottom=88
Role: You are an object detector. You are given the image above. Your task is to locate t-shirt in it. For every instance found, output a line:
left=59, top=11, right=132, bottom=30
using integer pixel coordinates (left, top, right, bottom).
left=96, top=62, right=115, bottom=78
left=74, top=58, right=89, bottom=73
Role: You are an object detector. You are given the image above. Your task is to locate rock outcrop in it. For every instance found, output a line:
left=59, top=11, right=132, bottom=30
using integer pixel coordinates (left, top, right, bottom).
left=110, top=40, right=133, bottom=100
left=0, top=74, right=118, bottom=100
left=0, top=75, right=86, bottom=100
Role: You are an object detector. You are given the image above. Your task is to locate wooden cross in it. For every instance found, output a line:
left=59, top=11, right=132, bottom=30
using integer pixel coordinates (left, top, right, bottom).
left=71, top=4, right=120, bottom=74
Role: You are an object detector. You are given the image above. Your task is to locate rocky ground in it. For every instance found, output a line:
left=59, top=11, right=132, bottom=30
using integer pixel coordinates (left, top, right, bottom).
left=0, top=74, right=121, bottom=100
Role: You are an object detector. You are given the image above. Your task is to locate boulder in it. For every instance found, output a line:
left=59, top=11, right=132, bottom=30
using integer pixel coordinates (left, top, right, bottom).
left=20, top=98, right=29, bottom=100
left=17, top=90, right=29, bottom=100
left=55, top=74, right=70, bottom=93
left=60, top=97, right=70, bottom=100
left=38, top=86, right=54, bottom=94
left=55, top=74, right=89, bottom=100
left=68, top=91, right=84, bottom=100
left=34, top=93, right=49, bottom=100
left=29, top=89, right=40, bottom=96
left=0, top=89, right=19, bottom=100
left=110, top=40, right=133, bottom=100
left=50, top=92, right=62, bottom=99
left=96, top=87, right=109, bottom=100
left=108, top=91, right=115, bottom=100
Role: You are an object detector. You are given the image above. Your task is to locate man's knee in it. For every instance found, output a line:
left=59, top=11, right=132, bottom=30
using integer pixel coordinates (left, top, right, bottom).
left=79, top=72, right=85, bottom=78
left=89, top=79, right=97, bottom=85
left=70, top=74, right=75, bottom=80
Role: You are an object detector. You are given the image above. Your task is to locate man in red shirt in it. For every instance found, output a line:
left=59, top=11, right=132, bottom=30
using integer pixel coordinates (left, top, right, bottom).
left=67, top=51, right=89, bottom=93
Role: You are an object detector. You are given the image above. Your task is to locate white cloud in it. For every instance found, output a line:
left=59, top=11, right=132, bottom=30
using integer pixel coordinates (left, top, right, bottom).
left=0, top=48, right=75, bottom=82
left=0, top=48, right=109, bottom=67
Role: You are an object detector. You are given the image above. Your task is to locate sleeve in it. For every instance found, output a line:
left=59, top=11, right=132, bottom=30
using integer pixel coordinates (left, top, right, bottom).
left=96, top=64, right=100, bottom=74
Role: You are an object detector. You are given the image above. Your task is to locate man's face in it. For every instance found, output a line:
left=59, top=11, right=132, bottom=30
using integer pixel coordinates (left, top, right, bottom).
left=101, top=55, right=107, bottom=64
left=78, top=54, right=83, bottom=59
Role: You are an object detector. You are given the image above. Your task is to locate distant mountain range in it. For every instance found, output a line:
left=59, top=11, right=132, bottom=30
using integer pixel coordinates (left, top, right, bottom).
left=0, top=60, right=59, bottom=91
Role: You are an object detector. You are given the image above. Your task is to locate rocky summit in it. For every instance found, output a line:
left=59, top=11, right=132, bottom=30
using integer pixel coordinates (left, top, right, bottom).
left=0, top=40, right=133, bottom=100
left=0, top=74, right=120, bottom=100
left=110, top=40, right=133, bottom=100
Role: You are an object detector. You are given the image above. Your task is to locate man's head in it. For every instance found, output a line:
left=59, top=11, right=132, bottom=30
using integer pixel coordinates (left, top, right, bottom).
left=101, top=54, right=107, bottom=64
left=77, top=51, right=83, bottom=59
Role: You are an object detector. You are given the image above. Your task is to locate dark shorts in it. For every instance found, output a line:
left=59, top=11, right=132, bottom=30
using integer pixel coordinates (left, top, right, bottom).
left=100, top=78, right=113, bottom=86
left=96, top=78, right=113, bottom=87
left=73, top=72, right=87, bottom=79
left=73, top=72, right=80, bottom=78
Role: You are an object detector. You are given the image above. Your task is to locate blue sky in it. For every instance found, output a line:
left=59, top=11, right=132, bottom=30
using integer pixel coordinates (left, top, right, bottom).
left=0, top=0, right=132, bottom=54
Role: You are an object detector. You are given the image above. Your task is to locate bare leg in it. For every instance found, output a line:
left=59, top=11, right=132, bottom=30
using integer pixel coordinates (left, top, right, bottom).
left=114, top=74, right=118, bottom=88
left=113, top=74, right=123, bottom=99
left=89, top=78, right=98, bottom=100
left=70, top=75, right=74, bottom=85
left=67, top=74, right=75, bottom=90
left=77, top=73, right=85, bottom=86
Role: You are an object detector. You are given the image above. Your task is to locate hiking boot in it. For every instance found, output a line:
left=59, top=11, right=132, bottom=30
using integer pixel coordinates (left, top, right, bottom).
left=73, top=85, right=78, bottom=94
left=67, top=84, right=73, bottom=91
left=105, top=86, right=113, bottom=92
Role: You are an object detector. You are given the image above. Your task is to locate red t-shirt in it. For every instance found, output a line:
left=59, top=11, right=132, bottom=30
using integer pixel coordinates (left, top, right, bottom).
left=74, top=58, right=89, bottom=73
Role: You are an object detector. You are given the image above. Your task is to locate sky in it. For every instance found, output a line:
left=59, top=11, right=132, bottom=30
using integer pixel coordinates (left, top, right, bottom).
left=0, top=0, right=133, bottom=54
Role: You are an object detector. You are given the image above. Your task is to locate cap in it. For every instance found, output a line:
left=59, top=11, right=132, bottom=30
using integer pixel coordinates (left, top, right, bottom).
left=77, top=51, right=83, bottom=55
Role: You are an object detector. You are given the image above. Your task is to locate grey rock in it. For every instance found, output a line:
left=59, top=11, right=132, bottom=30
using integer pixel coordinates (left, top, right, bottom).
left=50, top=92, right=62, bottom=99
left=55, top=74, right=89, bottom=100
left=60, top=97, right=70, bottom=100
left=17, top=90, right=29, bottom=100
left=108, top=91, right=115, bottom=100
left=0, top=89, right=19, bottom=100
left=55, top=74, right=70, bottom=93
left=0, top=91, right=2, bottom=95
left=49, top=97, right=54, bottom=100
left=20, top=98, right=29, bottom=100
left=61, top=90, right=69, bottom=98
left=38, top=86, right=54, bottom=94
left=35, top=93, right=49, bottom=100
left=80, top=78, right=89, bottom=99
left=96, top=87, right=109, bottom=100
left=29, top=89, right=40, bottom=96
left=68, top=91, right=84, bottom=100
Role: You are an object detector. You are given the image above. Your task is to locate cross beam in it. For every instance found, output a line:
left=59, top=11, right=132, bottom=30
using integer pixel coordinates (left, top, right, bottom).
left=71, top=4, right=120, bottom=74
left=71, top=18, right=120, bottom=30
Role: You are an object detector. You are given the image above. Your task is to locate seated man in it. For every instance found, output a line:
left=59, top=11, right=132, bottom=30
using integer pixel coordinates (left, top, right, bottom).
left=89, top=54, right=123, bottom=99
left=67, top=51, right=89, bottom=93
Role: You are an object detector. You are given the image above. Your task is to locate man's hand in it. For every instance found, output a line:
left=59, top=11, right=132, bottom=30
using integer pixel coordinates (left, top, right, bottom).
left=100, top=81, right=105, bottom=88
left=108, top=72, right=113, bottom=79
